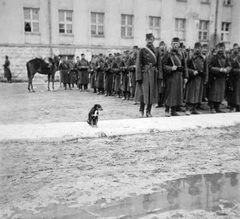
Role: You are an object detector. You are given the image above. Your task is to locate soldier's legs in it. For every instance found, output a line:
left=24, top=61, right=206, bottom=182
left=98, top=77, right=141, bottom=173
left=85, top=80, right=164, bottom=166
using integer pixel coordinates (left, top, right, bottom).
left=146, top=104, right=152, bottom=117
left=209, top=101, right=216, bottom=114
left=64, top=83, right=67, bottom=90
left=171, top=106, right=180, bottom=116
left=165, top=105, right=170, bottom=117
left=139, top=102, right=145, bottom=117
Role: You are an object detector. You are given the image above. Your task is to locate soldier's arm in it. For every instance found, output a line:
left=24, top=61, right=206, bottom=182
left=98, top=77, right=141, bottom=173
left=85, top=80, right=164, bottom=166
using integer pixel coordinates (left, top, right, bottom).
left=186, top=59, right=195, bottom=77
left=162, top=53, right=173, bottom=75
left=209, top=56, right=221, bottom=75
left=135, top=49, right=143, bottom=81
left=157, top=50, right=163, bottom=80
left=182, top=53, right=188, bottom=79
left=204, top=58, right=209, bottom=83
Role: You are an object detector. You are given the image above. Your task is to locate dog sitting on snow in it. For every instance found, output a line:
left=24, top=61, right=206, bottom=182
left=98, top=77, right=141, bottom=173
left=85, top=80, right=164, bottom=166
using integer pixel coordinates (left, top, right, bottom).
left=87, top=104, right=103, bottom=128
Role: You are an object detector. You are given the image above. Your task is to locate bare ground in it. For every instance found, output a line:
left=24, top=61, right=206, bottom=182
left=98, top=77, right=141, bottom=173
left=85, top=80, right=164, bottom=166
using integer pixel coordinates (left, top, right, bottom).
left=0, top=125, right=240, bottom=218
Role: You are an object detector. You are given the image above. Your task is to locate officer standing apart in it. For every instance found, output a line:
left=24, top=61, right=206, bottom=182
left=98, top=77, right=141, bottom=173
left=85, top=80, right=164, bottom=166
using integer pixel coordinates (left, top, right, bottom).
left=135, top=33, right=162, bottom=117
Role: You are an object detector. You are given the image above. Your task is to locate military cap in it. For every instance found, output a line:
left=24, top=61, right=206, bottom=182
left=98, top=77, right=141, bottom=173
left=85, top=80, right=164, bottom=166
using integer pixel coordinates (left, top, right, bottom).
left=159, top=41, right=166, bottom=46
left=81, top=53, right=84, bottom=56
left=217, top=42, right=225, bottom=48
left=133, top=45, right=139, bottom=49
left=146, top=33, right=155, bottom=40
left=233, top=43, right=239, bottom=48
left=172, top=37, right=180, bottom=43
left=202, top=44, right=209, bottom=48
left=194, top=42, right=202, bottom=48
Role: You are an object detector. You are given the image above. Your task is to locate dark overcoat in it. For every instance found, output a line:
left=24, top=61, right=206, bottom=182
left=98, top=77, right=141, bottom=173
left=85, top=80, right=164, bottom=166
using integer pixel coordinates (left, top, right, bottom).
left=120, top=60, right=130, bottom=92
left=127, top=57, right=136, bottom=94
left=59, top=61, right=70, bottom=84
left=3, top=60, right=11, bottom=79
left=104, top=61, right=113, bottom=91
left=112, top=61, right=121, bottom=92
left=226, top=54, right=240, bottom=106
left=134, top=46, right=162, bottom=104
left=77, top=59, right=89, bottom=85
left=162, top=50, right=188, bottom=107
left=95, top=60, right=104, bottom=89
left=208, top=54, right=231, bottom=102
left=186, top=54, right=208, bottom=104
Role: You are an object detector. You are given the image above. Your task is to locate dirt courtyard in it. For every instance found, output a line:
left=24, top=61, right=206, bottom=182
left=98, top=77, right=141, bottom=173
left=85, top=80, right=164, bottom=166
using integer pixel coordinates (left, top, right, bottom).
left=0, top=82, right=240, bottom=219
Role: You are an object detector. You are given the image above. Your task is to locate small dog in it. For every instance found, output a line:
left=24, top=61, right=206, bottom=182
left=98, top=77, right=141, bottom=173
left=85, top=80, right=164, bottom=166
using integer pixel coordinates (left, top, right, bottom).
left=87, top=104, right=103, bottom=128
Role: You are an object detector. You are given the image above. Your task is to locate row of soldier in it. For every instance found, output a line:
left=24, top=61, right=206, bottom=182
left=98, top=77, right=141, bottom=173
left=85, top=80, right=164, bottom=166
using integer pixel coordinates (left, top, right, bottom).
left=58, top=34, right=240, bottom=117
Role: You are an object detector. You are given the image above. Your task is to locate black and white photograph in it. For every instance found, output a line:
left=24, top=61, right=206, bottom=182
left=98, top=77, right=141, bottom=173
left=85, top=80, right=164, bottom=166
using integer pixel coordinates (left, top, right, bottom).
left=0, top=0, right=240, bottom=218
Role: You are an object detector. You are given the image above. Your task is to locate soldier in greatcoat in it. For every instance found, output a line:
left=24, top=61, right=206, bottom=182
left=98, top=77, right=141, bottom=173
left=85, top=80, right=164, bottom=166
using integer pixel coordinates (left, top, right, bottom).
left=95, top=54, right=105, bottom=95
left=162, top=37, right=188, bottom=117
left=134, top=33, right=162, bottom=117
left=155, top=41, right=167, bottom=108
left=89, top=55, right=97, bottom=93
left=77, top=53, right=89, bottom=91
left=103, top=54, right=114, bottom=97
left=208, top=42, right=231, bottom=113
left=127, top=46, right=138, bottom=101
left=185, top=42, right=208, bottom=115
left=3, top=56, right=12, bottom=83
left=226, top=43, right=240, bottom=112
left=59, top=55, right=71, bottom=90
left=120, top=51, right=131, bottom=100
left=112, top=54, right=122, bottom=98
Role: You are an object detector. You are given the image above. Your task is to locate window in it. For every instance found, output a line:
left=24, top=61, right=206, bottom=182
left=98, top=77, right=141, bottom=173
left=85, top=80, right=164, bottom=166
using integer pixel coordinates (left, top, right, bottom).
left=223, top=0, right=232, bottom=5
left=24, top=8, right=39, bottom=33
left=121, top=14, right=134, bottom=37
left=175, top=18, right=186, bottom=40
left=221, top=22, right=231, bottom=42
left=91, top=12, right=104, bottom=36
left=59, top=10, right=73, bottom=34
left=149, top=16, right=161, bottom=39
left=198, top=20, right=209, bottom=41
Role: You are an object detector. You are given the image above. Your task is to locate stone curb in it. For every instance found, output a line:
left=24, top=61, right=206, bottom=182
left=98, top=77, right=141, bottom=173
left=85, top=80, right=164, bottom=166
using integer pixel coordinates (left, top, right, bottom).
left=0, top=113, right=240, bottom=142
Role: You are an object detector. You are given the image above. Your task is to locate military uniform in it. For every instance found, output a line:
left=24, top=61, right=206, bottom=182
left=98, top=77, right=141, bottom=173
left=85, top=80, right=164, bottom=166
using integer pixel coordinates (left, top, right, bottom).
left=135, top=33, right=162, bottom=117
left=226, top=47, right=240, bottom=111
left=59, top=60, right=70, bottom=90
left=162, top=47, right=188, bottom=115
left=208, top=43, right=231, bottom=113
left=77, top=57, right=89, bottom=90
left=186, top=43, right=208, bottom=114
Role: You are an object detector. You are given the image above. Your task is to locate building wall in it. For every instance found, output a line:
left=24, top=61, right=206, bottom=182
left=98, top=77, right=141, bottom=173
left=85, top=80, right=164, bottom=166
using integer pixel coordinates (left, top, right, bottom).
left=0, top=0, right=240, bottom=80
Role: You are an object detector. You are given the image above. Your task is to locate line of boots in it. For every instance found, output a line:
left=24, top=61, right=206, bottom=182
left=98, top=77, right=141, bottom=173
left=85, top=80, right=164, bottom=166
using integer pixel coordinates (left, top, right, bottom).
left=165, top=106, right=180, bottom=117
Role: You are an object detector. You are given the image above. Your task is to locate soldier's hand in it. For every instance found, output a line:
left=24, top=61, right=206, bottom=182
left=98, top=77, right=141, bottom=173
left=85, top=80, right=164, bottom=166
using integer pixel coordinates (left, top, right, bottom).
left=184, top=78, right=188, bottom=84
left=220, top=68, right=224, bottom=72
left=172, top=65, right=178, bottom=71
left=193, top=71, right=198, bottom=76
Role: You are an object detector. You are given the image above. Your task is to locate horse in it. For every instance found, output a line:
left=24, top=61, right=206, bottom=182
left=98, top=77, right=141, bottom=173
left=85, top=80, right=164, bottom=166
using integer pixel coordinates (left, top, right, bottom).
left=26, top=55, right=60, bottom=92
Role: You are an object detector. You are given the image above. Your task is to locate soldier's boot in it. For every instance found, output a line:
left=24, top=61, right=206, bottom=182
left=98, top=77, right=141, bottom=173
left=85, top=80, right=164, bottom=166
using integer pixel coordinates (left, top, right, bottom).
left=185, top=104, right=191, bottom=116
left=165, top=106, right=170, bottom=117
left=146, top=104, right=152, bottom=117
left=171, top=107, right=180, bottom=116
left=229, top=105, right=234, bottom=113
left=192, top=105, right=201, bottom=115
left=236, top=105, right=240, bottom=112
left=215, top=103, right=225, bottom=113
left=209, top=102, right=216, bottom=114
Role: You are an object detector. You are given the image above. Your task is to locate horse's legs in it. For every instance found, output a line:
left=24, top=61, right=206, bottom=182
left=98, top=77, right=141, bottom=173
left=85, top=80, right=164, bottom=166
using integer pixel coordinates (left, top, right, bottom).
left=48, top=75, right=50, bottom=91
left=52, top=74, right=55, bottom=90
left=29, top=74, right=35, bottom=92
left=28, top=79, right=31, bottom=92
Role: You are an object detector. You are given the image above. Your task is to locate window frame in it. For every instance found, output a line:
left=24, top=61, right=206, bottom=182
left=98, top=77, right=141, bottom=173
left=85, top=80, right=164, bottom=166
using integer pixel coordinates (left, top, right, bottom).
left=175, top=18, right=186, bottom=40
left=59, top=10, right=73, bottom=35
left=198, top=20, right=209, bottom=41
left=201, top=0, right=210, bottom=4
left=223, top=0, right=232, bottom=6
left=91, top=12, right=105, bottom=37
left=24, top=7, right=40, bottom=33
left=149, top=16, right=161, bottom=39
left=221, top=22, right=231, bottom=42
left=121, top=14, right=134, bottom=38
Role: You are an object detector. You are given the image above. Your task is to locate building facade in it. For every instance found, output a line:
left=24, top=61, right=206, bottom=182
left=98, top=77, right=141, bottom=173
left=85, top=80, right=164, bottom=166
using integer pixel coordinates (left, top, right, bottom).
left=0, top=0, right=239, bottom=80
